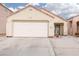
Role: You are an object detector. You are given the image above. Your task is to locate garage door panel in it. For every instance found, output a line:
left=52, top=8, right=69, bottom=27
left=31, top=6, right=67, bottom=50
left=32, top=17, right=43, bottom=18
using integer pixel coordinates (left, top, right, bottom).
left=13, top=22, right=48, bottom=37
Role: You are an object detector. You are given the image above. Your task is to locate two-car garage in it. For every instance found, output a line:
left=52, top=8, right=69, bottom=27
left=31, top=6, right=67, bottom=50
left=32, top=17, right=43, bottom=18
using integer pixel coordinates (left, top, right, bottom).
left=13, top=20, right=48, bottom=37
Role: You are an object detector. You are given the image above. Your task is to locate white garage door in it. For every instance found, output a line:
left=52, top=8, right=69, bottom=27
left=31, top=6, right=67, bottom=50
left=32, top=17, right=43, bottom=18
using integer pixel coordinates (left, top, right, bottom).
left=13, top=21, right=48, bottom=37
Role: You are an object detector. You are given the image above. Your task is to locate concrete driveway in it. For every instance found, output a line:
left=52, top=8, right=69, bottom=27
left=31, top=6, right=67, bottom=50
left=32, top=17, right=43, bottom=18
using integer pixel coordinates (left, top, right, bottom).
left=0, top=37, right=55, bottom=56
left=0, top=36, right=79, bottom=56
left=49, top=36, right=79, bottom=56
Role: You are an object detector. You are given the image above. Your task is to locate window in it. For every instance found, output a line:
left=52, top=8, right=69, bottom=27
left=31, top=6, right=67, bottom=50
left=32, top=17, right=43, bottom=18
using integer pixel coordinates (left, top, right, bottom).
left=77, top=21, right=79, bottom=32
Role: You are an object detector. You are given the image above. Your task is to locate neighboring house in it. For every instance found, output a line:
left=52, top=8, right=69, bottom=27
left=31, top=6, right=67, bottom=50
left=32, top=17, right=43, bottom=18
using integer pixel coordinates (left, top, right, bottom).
left=0, top=4, right=13, bottom=36
left=68, top=15, right=79, bottom=36
left=6, top=4, right=68, bottom=38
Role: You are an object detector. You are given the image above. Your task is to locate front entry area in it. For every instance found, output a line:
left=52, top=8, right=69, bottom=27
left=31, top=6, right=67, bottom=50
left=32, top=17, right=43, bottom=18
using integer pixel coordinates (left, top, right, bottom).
left=12, top=20, right=48, bottom=37
left=54, top=23, right=64, bottom=36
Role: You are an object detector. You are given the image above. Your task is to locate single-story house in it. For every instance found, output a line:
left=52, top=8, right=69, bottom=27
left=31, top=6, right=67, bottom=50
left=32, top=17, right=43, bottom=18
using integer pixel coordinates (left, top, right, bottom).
left=68, top=15, right=79, bottom=36
left=0, top=3, right=13, bottom=36
left=6, top=4, right=68, bottom=37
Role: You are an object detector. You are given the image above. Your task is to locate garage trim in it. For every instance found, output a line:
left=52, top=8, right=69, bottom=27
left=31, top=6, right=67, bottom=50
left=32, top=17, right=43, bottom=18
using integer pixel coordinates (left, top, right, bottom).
left=13, top=20, right=49, bottom=22
left=12, top=20, right=49, bottom=37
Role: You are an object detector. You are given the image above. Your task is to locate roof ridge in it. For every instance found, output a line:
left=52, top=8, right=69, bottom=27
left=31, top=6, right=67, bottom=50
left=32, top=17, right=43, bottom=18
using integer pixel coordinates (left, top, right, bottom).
left=41, top=8, right=67, bottom=22
left=0, top=3, right=13, bottom=13
left=7, top=4, right=54, bottom=18
left=7, top=4, right=67, bottom=22
left=67, top=14, right=79, bottom=21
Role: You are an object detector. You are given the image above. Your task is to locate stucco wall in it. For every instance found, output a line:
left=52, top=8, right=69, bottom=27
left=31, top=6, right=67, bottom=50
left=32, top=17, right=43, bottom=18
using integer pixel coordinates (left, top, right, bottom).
left=0, top=4, right=13, bottom=35
left=72, top=17, right=79, bottom=35
left=6, top=6, right=68, bottom=37
left=68, top=21, right=72, bottom=35
left=68, top=16, right=79, bottom=35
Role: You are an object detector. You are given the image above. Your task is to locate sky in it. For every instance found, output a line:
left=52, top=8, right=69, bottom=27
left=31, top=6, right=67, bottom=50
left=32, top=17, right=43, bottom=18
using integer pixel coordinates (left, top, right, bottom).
left=4, top=3, right=79, bottom=19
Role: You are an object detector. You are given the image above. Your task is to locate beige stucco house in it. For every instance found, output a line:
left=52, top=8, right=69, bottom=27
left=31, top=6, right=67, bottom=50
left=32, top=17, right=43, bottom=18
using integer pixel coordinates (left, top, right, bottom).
left=0, top=4, right=13, bottom=36
left=6, top=5, right=68, bottom=37
left=68, top=15, right=79, bottom=36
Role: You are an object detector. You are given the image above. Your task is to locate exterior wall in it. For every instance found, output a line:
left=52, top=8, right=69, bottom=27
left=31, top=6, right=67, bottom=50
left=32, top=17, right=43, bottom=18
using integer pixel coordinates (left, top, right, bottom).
left=64, top=22, right=68, bottom=35
left=72, top=17, right=79, bottom=35
left=0, top=4, right=13, bottom=35
left=68, top=16, right=79, bottom=36
left=6, top=6, right=68, bottom=37
left=68, top=21, right=72, bottom=35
